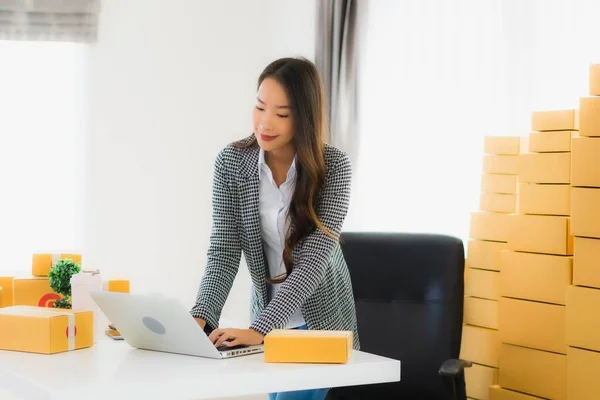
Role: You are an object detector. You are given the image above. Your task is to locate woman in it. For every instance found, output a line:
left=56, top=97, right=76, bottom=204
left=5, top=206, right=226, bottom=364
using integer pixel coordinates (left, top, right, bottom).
left=190, top=57, right=359, bottom=400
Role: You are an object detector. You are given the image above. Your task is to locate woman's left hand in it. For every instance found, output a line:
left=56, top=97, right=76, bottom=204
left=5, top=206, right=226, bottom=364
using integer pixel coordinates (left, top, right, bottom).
left=208, top=328, right=265, bottom=348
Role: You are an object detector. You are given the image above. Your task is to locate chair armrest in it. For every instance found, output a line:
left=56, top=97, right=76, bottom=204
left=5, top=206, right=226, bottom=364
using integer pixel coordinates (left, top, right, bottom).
left=438, top=359, right=473, bottom=377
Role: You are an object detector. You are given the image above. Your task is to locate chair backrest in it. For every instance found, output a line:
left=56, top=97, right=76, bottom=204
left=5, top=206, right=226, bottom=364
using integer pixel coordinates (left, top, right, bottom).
left=328, top=232, right=465, bottom=399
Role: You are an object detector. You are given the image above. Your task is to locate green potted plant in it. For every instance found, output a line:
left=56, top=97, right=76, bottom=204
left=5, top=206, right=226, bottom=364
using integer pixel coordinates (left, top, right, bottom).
left=48, top=258, right=82, bottom=309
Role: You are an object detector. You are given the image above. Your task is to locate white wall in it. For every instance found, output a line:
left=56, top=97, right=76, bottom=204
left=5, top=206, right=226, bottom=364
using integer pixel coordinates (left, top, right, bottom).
left=84, top=0, right=316, bottom=326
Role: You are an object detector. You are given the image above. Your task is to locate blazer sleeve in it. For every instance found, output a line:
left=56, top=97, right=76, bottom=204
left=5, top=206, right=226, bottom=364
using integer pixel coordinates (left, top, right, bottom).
left=190, top=150, right=242, bottom=332
left=249, top=151, right=352, bottom=335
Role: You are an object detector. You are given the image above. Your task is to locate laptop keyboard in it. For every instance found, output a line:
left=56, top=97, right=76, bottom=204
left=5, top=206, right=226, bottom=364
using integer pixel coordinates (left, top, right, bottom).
left=217, top=343, right=248, bottom=351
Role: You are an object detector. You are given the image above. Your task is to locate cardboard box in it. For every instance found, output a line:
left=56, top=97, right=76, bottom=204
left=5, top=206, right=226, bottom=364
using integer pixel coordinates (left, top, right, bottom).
left=481, top=174, right=518, bottom=194
left=32, top=253, right=82, bottom=277
left=518, top=152, right=570, bottom=184
left=460, top=324, right=499, bottom=367
left=580, top=96, right=600, bottom=137
left=591, top=64, right=600, bottom=95
left=500, top=251, right=571, bottom=305
left=466, top=240, right=507, bottom=272
left=484, top=136, right=522, bottom=155
left=571, top=187, right=600, bottom=239
left=571, top=136, right=600, bottom=187
left=0, top=306, right=93, bottom=354
left=483, top=155, right=519, bottom=175
left=480, top=193, right=517, bottom=213
left=103, top=279, right=130, bottom=293
left=465, top=268, right=500, bottom=300
left=470, top=212, right=510, bottom=242
left=264, top=329, right=353, bottom=364
left=13, top=278, right=62, bottom=308
left=529, top=130, right=575, bottom=153
left=499, top=343, right=566, bottom=400
left=567, top=346, right=600, bottom=400
left=573, top=237, right=600, bottom=289
left=531, top=109, right=578, bottom=132
left=507, top=214, right=573, bottom=255
left=566, top=285, right=600, bottom=351
left=489, top=385, right=544, bottom=400
left=0, top=277, right=14, bottom=307
left=465, top=363, right=498, bottom=400
left=499, top=297, right=566, bottom=354
left=518, top=183, right=570, bottom=216
left=464, top=297, right=498, bottom=330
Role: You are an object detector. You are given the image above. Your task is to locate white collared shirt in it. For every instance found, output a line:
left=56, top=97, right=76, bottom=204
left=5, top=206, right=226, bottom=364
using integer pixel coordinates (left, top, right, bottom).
left=258, top=148, right=306, bottom=329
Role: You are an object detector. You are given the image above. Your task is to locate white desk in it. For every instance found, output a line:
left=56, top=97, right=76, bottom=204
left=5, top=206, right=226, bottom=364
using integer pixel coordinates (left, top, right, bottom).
left=0, top=339, right=401, bottom=399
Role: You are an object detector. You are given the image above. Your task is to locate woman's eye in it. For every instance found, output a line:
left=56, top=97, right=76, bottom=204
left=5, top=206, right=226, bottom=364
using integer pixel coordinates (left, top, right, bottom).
left=277, top=114, right=289, bottom=118
left=256, top=106, right=265, bottom=111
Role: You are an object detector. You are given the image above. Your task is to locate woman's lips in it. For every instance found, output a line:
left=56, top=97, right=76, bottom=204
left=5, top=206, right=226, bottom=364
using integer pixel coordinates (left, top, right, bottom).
left=260, top=133, right=278, bottom=142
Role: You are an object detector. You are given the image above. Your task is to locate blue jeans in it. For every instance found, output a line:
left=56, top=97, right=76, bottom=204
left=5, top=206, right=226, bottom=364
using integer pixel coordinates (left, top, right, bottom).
left=268, top=324, right=329, bottom=400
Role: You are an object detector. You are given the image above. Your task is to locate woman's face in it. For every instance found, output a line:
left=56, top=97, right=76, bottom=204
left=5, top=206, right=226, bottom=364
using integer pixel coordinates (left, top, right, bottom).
left=252, top=77, right=294, bottom=153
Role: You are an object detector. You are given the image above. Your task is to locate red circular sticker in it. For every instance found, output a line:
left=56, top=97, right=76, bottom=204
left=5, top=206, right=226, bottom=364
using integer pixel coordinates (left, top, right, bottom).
left=38, top=293, right=61, bottom=308
left=65, top=325, right=78, bottom=337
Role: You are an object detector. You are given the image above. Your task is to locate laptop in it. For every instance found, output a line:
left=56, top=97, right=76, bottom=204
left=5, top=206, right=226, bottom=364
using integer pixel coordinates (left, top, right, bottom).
left=89, top=290, right=264, bottom=359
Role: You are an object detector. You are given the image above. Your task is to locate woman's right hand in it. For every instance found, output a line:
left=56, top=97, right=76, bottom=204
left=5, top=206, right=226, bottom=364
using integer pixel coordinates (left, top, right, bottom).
left=195, top=317, right=206, bottom=329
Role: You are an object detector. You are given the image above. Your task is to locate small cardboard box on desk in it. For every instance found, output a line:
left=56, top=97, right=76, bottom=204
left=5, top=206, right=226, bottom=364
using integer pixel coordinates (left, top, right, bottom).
left=13, top=277, right=62, bottom=307
left=0, top=277, right=14, bottom=307
left=0, top=306, right=93, bottom=354
left=264, top=330, right=353, bottom=364
left=32, top=253, right=82, bottom=277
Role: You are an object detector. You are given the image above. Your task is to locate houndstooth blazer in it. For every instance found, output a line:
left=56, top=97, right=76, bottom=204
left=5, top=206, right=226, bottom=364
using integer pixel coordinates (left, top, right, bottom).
left=190, top=136, right=360, bottom=350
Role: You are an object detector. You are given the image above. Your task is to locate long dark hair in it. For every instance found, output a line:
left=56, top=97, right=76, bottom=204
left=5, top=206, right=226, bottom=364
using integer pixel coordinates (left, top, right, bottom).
left=234, top=57, right=335, bottom=283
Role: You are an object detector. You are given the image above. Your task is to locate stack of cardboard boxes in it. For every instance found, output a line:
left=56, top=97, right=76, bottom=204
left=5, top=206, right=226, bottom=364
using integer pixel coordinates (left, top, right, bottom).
left=489, top=108, right=578, bottom=400
left=565, top=64, right=600, bottom=399
left=462, top=136, right=524, bottom=400
left=0, top=253, right=81, bottom=309
left=0, top=252, right=132, bottom=354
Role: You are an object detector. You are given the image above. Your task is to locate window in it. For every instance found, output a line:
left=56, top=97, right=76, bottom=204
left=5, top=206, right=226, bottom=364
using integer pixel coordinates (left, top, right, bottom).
left=0, top=40, right=86, bottom=274
left=346, top=0, right=600, bottom=242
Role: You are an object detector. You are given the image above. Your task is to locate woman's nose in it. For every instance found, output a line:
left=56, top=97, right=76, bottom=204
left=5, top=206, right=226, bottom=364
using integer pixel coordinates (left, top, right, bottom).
left=259, top=118, right=273, bottom=132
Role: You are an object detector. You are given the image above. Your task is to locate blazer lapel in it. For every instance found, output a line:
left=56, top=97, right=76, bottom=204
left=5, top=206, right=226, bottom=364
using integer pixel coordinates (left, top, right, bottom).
left=238, top=145, right=268, bottom=305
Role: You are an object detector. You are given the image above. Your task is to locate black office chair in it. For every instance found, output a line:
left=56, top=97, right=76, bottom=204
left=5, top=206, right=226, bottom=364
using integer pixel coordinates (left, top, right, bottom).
left=325, top=232, right=471, bottom=400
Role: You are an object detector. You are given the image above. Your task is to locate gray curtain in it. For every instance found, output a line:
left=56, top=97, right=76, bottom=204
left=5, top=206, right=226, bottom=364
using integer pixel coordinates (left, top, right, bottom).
left=315, top=0, right=359, bottom=164
left=0, top=0, right=100, bottom=43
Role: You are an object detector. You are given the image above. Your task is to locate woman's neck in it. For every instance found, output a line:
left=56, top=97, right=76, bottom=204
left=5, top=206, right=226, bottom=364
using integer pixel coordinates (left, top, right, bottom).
left=265, top=143, right=295, bottom=186
left=265, top=143, right=295, bottom=169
